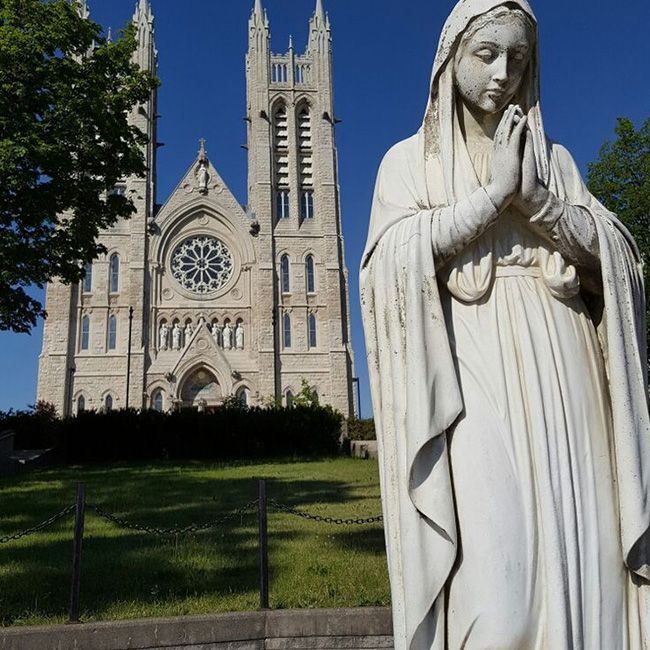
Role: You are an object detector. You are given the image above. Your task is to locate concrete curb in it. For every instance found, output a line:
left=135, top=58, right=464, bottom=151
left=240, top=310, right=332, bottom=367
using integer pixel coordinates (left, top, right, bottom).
left=0, top=607, right=394, bottom=650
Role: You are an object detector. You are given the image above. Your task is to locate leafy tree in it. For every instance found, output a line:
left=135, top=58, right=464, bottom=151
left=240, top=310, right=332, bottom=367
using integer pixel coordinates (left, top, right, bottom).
left=292, top=379, right=320, bottom=408
left=0, top=0, right=158, bottom=332
left=587, top=116, right=650, bottom=357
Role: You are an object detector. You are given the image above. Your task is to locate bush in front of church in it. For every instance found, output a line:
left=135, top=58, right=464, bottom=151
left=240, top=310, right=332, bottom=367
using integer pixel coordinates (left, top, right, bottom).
left=46, top=403, right=344, bottom=463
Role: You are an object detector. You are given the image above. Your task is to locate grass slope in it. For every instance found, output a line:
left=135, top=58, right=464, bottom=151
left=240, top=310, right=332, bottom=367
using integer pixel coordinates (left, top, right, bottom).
left=0, top=458, right=388, bottom=626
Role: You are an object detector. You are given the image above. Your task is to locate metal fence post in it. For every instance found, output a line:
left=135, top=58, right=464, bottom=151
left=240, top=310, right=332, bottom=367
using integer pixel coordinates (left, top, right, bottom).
left=68, top=482, right=86, bottom=624
left=257, top=478, right=269, bottom=609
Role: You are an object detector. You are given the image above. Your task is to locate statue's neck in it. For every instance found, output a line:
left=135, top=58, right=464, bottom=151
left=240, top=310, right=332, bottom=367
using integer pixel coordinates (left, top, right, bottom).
left=457, top=99, right=502, bottom=152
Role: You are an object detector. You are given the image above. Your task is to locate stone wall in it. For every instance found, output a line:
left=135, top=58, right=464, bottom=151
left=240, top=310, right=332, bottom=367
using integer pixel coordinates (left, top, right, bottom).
left=0, top=607, right=393, bottom=650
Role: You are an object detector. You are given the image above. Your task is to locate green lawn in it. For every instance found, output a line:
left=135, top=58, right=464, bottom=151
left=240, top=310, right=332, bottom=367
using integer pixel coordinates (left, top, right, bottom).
left=0, top=458, right=388, bottom=627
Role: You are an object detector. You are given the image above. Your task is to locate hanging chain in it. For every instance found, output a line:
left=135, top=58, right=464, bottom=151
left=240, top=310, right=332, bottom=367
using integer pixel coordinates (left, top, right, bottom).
left=0, top=504, right=76, bottom=544
left=267, top=498, right=383, bottom=526
left=88, top=499, right=260, bottom=537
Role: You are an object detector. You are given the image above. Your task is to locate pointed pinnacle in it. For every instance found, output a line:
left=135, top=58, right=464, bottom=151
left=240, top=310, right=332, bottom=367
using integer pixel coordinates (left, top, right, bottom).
left=254, top=0, right=263, bottom=18
left=107, top=26, right=112, bottom=43
left=288, top=34, right=293, bottom=50
left=133, top=0, right=151, bottom=22
left=315, top=0, right=325, bottom=21
left=76, top=0, right=90, bottom=20
left=198, top=138, right=208, bottom=162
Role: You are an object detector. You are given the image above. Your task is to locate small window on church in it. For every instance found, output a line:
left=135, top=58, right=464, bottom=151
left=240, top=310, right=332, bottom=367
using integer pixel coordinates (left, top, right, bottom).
left=109, top=184, right=127, bottom=197
left=281, top=255, right=290, bottom=293
left=81, top=316, right=90, bottom=351
left=276, top=190, right=290, bottom=220
left=286, top=390, right=294, bottom=407
left=105, top=394, right=113, bottom=411
left=283, top=313, right=292, bottom=348
left=301, top=191, right=314, bottom=220
left=83, top=263, right=92, bottom=293
left=153, top=391, right=164, bottom=412
left=110, top=254, right=120, bottom=293
left=237, top=387, right=249, bottom=407
left=308, top=313, right=317, bottom=348
left=77, top=395, right=85, bottom=413
left=305, top=255, right=315, bottom=293
left=108, top=315, right=117, bottom=350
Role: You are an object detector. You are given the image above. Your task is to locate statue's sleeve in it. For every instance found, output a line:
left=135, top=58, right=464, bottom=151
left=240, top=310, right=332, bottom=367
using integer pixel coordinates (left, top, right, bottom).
left=528, top=191, right=600, bottom=271
left=363, top=139, right=498, bottom=271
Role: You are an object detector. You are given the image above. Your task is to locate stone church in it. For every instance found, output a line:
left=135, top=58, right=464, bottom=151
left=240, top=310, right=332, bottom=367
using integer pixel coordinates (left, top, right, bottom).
left=37, top=0, right=356, bottom=417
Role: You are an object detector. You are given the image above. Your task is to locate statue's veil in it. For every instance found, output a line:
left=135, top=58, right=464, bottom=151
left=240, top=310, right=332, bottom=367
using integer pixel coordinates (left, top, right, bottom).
left=421, top=0, right=549, bottom=205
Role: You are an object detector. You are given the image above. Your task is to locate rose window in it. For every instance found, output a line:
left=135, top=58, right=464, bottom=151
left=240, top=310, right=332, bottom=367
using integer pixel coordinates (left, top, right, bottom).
left=170, top=236, right=233, bottom=294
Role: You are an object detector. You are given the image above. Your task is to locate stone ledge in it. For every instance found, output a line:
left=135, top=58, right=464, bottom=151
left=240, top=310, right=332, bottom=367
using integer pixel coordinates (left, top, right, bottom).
left=0, top=607, right=393, bottom=650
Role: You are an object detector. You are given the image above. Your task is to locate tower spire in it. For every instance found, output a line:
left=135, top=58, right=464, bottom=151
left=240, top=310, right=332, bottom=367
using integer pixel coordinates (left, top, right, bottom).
left=76, top=0, right=90, bottom=20
left=253, top=0, right=264, bottom=20
left=315, top=0, right=325, bottom=22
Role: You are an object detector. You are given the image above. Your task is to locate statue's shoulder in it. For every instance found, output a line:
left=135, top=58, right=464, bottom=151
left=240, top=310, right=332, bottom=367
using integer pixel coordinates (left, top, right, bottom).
left=378, top=134, right=420, bottom=175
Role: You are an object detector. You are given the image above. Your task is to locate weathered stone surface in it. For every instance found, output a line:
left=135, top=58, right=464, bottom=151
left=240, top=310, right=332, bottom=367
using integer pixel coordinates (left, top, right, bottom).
left=0, top=608, right=393, bottom=650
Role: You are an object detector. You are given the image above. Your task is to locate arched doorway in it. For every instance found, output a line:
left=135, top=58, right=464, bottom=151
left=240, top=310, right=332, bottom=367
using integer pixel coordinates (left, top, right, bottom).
left=180, top=367, right=222, bottom=409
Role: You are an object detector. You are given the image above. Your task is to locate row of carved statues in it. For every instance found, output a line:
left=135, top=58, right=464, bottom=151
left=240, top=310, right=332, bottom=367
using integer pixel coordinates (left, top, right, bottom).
left=158, top=320, right=244, bottom=351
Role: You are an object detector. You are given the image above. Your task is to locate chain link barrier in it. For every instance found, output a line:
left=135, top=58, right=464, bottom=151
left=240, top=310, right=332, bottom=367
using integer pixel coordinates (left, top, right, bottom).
left=0, top=504, right=76, bottom=544
left=268, top=498, right=383, bottom=525
left=1, top=496, right=383, bottom=544
left=88, top=499, right=260, bottom=537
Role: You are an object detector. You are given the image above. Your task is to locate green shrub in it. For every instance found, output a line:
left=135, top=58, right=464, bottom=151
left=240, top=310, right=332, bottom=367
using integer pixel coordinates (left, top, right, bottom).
left=2, top=404, right=344, bottom=462
left=347, top=417, right=376, bottom=441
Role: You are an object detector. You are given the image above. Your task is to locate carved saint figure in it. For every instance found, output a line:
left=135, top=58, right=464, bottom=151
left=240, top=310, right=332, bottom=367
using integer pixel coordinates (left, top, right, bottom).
left=158, top=322, right=169, bottom=350
left=171, top=323, right=182, bottom=351
left=197, top=161, right=209, bottom=193
left=211, top=322, right=221, bottom=346
left=360, top=1, right=650, bottom=648
left=222, top=322, right=233, bottom=350
left=235, top=323, right=244, bottom=350
left=184, top=322, right=193, bottom=346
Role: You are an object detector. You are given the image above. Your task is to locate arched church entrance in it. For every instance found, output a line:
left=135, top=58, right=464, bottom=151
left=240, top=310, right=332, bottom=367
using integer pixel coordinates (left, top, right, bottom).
left=180, top=367, right=222, bottom=410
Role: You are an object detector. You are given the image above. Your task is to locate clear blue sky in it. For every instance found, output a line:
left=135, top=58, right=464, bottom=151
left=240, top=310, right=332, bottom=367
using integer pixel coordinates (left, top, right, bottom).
left=1, top=0, right=648, bottom=417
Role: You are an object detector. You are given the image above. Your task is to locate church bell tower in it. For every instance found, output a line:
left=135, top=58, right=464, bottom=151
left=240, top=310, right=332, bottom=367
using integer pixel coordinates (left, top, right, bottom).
left=246, top=0, right=355, bottom=413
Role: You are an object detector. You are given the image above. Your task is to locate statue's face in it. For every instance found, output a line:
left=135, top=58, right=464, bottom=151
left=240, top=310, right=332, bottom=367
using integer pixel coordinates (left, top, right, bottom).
left=454, top=16, right=531, bottom=115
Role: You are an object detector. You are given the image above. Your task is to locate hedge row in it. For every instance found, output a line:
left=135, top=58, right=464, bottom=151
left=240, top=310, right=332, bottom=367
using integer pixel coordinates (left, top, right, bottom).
left=1, top=405, right=343, bottom=462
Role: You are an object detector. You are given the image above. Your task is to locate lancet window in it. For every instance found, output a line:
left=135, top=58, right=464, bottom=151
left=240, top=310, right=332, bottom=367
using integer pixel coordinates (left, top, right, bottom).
left=273, top=103, right=290, bottom=221
left=280, top=255, right=290, bottom=293
left=308, top=313, right=317, bottom=348
left=109, top=254, right=120, bottom=293
left=105, top=394, right=113, bottom=411
left=283, top=313, right=292, bottom=348
left=108, top=315, right=117, bottom=350
left=305, top=255, right=315, bottom=293
left=152, top=390, right=164, bottom=412
left=298, top=105, right=314, bottom=221
left=83, top=262, right=92, bottom=293
left=80, top=315, right=90, bottom=350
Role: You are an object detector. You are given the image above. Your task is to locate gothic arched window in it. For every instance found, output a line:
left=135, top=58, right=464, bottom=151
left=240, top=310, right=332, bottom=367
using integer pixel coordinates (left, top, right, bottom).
left=283, top=313, right=292, bottom=348
left=237, top=387, right=249, bottom=407
left=280, top=255, right=290, bottom=293
left=305, top=255, right=315, bottom=293
left=108, top=315, right=117, bottom=350
left=300, top=190, right=314, bottom=220
left=83, top=262, right=92, bottom=293
left=308, top=313, right=317, bottom=348
left=152, top=390, right=164, bottom=412
left=80, top=316, right=90, bottom=350
left=286, top=390, right=294, bottom=407
left=109, top=254, right=120, bottom=293
left=105, top=394, right=113, bottom=411
left=77, top=395, right=85, bottom=413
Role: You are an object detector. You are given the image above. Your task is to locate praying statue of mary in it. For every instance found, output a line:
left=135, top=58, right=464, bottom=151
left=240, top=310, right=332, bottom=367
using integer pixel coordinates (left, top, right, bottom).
left=360, top=1, right=650, bottom=648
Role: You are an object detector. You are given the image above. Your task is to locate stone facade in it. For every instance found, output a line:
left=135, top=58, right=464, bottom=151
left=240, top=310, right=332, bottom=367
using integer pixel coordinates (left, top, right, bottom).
left=37, top=0, right=355, bottom=417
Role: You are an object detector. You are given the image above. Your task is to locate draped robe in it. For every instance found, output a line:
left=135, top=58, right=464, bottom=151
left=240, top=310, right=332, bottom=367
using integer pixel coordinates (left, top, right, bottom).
left=360, top=2, right=650, bottom=648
